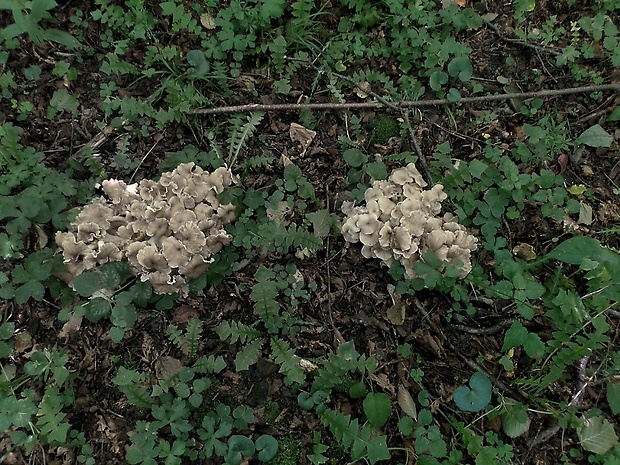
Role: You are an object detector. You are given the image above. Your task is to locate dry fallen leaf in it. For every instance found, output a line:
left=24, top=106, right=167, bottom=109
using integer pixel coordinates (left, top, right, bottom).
left=289, top=123, right=316, bottom=155
left=172, top=305, right=199, bottom=324
left=354, top=81, right=371, bottom=98
left=155, top=356, right=183, bottom=380
left=58, top=315, right=83, bottom=339
left=398, top=384, right=417, bottom=419
left=200, top=12, right=216, bottom=30
left=386, top=284, right=405, bottom=325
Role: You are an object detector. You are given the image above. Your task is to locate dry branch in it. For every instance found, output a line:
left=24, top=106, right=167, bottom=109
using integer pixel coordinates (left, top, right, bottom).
left=186, top=83, right=620, bottom=115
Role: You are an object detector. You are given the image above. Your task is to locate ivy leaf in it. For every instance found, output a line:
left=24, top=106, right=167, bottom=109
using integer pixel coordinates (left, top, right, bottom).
left=453, top=372, right=492, bottom=412
left=577, top=415, right=618, bottom=454
left=502, top=401, right=530, bottom=438
left=576, top=124, right=613, bottom=148
left=363, top=393, right=392, bottom=428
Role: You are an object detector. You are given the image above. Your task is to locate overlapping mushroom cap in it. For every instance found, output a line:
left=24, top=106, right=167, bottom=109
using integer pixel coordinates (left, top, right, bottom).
left=55, top=163, right=235, bottom=296
left=341, top=163, right=477, bottom=278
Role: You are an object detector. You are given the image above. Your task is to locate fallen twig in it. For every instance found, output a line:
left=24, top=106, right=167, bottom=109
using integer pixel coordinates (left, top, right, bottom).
left=186, top=83, right=620, bottom=115
left=484, top=20, right=562, bottom=56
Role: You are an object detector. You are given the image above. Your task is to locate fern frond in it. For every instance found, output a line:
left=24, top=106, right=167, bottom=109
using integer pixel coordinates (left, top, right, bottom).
left=227, top=111, right=265, bottom=168
left=166, top=324, right=183, bottom=351
left=234, top=338, right=264, bottom=371
left=270, top=337, right=306, bottom=385
left=215, top=320, right=261, bottom=344
left=318, top=408, right=390, bottom=464
left=240, top=154, right=275, bottom=170
left=185, top=318, right=204, bottom=358
left=192, top=354, right=226, bottom=374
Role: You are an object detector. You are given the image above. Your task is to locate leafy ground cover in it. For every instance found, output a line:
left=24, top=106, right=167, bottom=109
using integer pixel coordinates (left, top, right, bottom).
left=1, top=0, right=620, bottom=464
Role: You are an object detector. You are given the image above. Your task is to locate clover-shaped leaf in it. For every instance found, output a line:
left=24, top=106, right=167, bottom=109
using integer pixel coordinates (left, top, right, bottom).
left=453, top=372, right=492, bottom=412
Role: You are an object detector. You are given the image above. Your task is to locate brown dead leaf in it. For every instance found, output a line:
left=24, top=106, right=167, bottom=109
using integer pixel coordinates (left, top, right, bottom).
left=369, top=372, right=396, bottom=396
left=289, top=123, right=316, bottom=155
left=58, top=315, right=83, bottom=339
left=398, top=385, right=417, bottom=419
left=557, top=153, right=569, bottom=173
left=354, top=81, right=371, bottom=98
left=172, top=305, right=199, bottom=324
left=155, top=356, right=183, bottom=380
left=14, top=331, right=33, bottom=353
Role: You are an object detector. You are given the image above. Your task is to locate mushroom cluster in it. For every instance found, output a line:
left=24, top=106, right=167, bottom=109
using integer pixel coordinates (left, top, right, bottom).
left=55, top=163, right=235, bottom=296
left=341, top=163, right=477, bottom=278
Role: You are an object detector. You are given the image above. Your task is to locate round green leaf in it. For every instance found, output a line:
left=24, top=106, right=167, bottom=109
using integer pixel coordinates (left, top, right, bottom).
left=501, top=401, right=530, bottom=438
left=453, top=372, right=492, bottom=412
left=429, top=71, right=448, bottom=91
left=349, top=381, right=367, bottom=399
left=226, top=435, right=255, bottom=465
left=363, top=392, right=392, bottom=428
left=343, top=148, right=367, bottom=168
left=297, top=391, right=314, bottom=410
left=448, top=56, right=473, bottom=82
left=363, top=161, right=388, bottom=180
left=255, top=435, right=278, bottom=462
left=72, top=271, right=102, bottom=297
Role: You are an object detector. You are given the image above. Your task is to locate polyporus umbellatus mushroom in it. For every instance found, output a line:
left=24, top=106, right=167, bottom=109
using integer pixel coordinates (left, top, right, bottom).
left=55, top=162, right=235, bottom=297
left=341, top=163, right=477, bottom=279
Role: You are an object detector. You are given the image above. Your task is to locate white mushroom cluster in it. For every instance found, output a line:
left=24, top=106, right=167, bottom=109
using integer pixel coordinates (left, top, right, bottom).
left=341, top=163, right=477, bottom=278
left=55, top=163, right=235, bottom=296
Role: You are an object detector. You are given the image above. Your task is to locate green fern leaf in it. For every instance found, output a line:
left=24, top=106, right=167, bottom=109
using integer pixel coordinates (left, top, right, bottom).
left=166, top=324, right=183, bottom=350
left=193, top=355, right=226, bottom=374
left=215, top=320, right=261, bottom=344
left=270, top=337, right=306, bottom=385
left=227, top=111, right=265, bottom=167
left=235, top=338, right=264, bottom=371
left=186, top=318, right=204, bottom=358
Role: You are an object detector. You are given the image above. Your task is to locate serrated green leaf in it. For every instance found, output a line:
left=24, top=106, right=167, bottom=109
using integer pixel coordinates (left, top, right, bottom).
left=576, top=124, right=613, bottom=148
left=84, top=297, right=111, bottom=322
left=502, top=401, right=530, bottom=437
left=577, top=415, right=618, bottom=454
left=109, top=326, right=125, bottom=343
left=363, top=392, right=392, bottom=428
left=72, top=271, right=101, bottom=297
left=14, top=280, right=45, bottom=303
left=343, top=148, right=367, bottom=168
left=235, top=338, right=263, bottom=371
left=607, top=383, right=620, bottom=415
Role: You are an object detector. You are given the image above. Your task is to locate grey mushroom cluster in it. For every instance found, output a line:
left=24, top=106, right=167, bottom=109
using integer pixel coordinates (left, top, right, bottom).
left=55, top=163, right=235, bottom=296
left=341, top=163, right=477, bottom=278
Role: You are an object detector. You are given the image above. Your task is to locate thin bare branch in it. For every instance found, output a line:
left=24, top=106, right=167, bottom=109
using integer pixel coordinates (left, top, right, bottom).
left=186, top=83, right=620, bottom=115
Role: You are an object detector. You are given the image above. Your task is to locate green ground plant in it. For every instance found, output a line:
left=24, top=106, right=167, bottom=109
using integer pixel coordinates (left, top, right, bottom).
left=1, top=0, right=619, bottom=463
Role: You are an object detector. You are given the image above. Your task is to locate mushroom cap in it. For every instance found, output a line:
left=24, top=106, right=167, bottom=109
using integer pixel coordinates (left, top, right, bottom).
left=179, top=254, right=213, bottom=278
left=204, top=232, right=232, bottom=255
left=217, top=203, right=236, bottom=224
left=404, top=163, right=427, bottom=188
left=390, top=167, right=413, bottom=185
left=146, top=218, right=170, bottom=238
left=356, top=213, right=381, bottom=235
left=161, top=236, right=191, bottom=268
left=400, top=213, right=426, bottom=237
left=55, top=232, right=88, bottom=262
left=359, top=230, right=379, bottom=247
left=364, top=186, right=384, bottom=203
left=94, top=241, right=122, bottom=264
left=176, top=223, right=206, bottom=253
left=76, top=222, right=102, bottom=242
left=75, top=199, right=113, bottom=229
left=373, top=246, right=393, bottom=261
left=341, top=217, right=361, bottom=242
left=400, top=197, right=422, bottom=216
left=426, top=229, right=447, bottom=251
left=378, top=223, right=393, bottom=248
left=137, top=245, right=170, bottom=274
left=169, top=210, right=198, bottom=233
